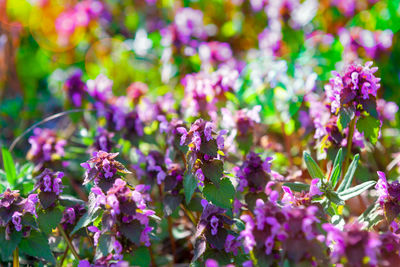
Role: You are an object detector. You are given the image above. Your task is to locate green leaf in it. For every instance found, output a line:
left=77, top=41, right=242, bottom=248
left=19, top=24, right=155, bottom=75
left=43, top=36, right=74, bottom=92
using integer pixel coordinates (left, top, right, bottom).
left=361, top=98, right=379, bottom=119
left=17, top=162, right=34, bottom=179
left=330, top=148, right=343, bottom=188
left=183, top=172, right=197, bottom=204
left=1, top=147, right=17, bottom=186
left=358, top=203, right=383, bottom=229
left=37, top=207, right=63, bottom=234
left=0, top=228, right=22, bottom=261
left=356, top=116, right=380, bottom=144
left=203, top=178, right=235, bottom=209
left=337, top=107, right=354, bottom=130
left=282, top=182, right=310, bottom=192
left=59, top=195, right=85, bottom=206
left=326, top=191, right=345, bottom=205
left=125, top=246, right=151, bottom=267
left=338, top=181, right=376, bottom=201
left=71, top=192, right=101, bottom=234
left=96, top=233, right=113, bottom=259
left=201, top=159, right=224, bottom=186
left=337, top=154, right=359, bottom=192
left=303, top=151, right=325, bottom=180
left=19, top=231, right=55, bottom=264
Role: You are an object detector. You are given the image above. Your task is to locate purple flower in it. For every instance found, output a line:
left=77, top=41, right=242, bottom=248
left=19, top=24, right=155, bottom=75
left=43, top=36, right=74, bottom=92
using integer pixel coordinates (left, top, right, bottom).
left=323, top=223, right=381, bottom=266
left=235, top=152, right=272, bottom=193
left=210, top=215, right=219, bottom=235
left=204, top=122, right=213, bottom=142
left=326, top=62, right=381, bottom=114
left=0, top=189, right=37, bottom=238
left=309, top=179, right=323, bottom=197
left=34, top=169, right=64, bottom=209
left=174, top=8, right=206, bottom=43
left=11, top=212, right=22, bottom=231
left=81, top=151, right=131, bottom=190
left=27, top=128, right=66, bottom=166
left=195, top=168, right=205, bottom=187
left=63, top=69, right=87, bottom=107
left=93, top=127, right=115, bottom=152
left=91, top=178, right=155, bottom=248
left=86, top=74, right=113, bottom=102
left=375, top=171, right=400, bottom=222
left=196, top=200, right=234, bottom=250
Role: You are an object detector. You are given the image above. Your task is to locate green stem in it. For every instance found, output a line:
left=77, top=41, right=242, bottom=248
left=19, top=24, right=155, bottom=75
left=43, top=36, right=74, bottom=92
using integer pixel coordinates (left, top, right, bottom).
left=343, top=117, right=357, bottom=175
left=180, top=204, right=197, bottom=225
left=249, top=250, right=259, bottom=267
left=13, top=247, right=19, bottom=267
left=58, top=225, right=80, bottom=261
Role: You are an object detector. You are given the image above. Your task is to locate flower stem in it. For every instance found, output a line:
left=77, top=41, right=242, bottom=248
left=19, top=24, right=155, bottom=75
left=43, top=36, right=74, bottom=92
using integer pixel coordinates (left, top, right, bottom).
left=58, top=246, right=69, bottom=267
left=58, top=225, right=81, bottom=261
left=180, top=204, right=197, bottom=225
left=343, top=116, right=357, bottom=175
left=13, top=247, right=19, bottom=267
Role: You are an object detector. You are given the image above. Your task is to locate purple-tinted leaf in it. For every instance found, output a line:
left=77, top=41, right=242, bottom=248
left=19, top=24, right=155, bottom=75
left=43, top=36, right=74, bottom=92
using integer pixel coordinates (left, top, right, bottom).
left=199, top=140, right=218, bottom=158
left=205, top=227, right=227, bottom=250
left=201, top=160, right=224, bottom=186
left=38, top=191, right=57, bottom=209
left=163, top=194, right=183, bottom=216
left=120, top=220, right=143, bottom=245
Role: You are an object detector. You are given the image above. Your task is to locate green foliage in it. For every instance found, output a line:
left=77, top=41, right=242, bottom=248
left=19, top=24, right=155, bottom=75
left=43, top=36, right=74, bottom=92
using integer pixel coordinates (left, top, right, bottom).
left=19, top=231, right=55, bottom=264
left=1, top=147, right=17, bottom=187
left=203, top=178, right=235, bottom=210
left=183, top=172, right=197, bottom=204
left=337, top=154, right=360, bottom=192
left=37, top=207, right=63, bottom=234
left=303, top=151, right=325, bottom=180
left=338, top=181, right=376, bottom=201
left=0, top=228, right=22, bottom=261
left=356, top=116, right=380, bottom=144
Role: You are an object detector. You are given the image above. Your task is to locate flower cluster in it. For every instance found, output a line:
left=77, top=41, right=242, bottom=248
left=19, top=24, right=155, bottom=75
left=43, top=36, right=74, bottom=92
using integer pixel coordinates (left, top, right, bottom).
left=92, top=127, right=115, bottom=153
left=196, top=200, right=237, bottom=253
left=27, top=128, right=66, bottom=167
left=326, top=61, right=381, bottom=114
left=234, top=152, right=273, bottom=193
left=33, top=168, right=64, bottom=209
left=91, top=179, right=154, bottom=249
left=375, top=171, right=400, bottom=222
left=182, top=68, right=238, bottom=119
left=241, top=196, right=325, bottom=265
left=177, top=119, right=227, bottom=187
left=60, top=204, right=86, bottom=231
left=281, top=178, right=324, bottom=207
left=63, top=69, right=87, bottom=107
left=81, top=151, right=131, bottom=191
left=323, top=223, right=381, bottom=266
left=0, top=189, right=37, bottom=239
left=55, top=0, right=105, bottom=46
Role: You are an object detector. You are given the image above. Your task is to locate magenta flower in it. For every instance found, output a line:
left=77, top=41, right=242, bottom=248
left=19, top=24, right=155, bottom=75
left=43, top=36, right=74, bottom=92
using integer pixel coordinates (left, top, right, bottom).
left=0, top=189, right=38, bottom=239
left=326, top=61, right=381, bottom=114
left=375, top=171, right=400, bottom=222
left=27, top=128, right=66, bottom=167
left=322, top=223, right=381, bottom=266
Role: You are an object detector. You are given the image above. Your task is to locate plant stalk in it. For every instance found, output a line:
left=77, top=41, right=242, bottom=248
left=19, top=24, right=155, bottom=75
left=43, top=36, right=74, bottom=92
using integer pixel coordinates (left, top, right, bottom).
left=343, top=117, right=357, bottom=177
left=13, top=247, right=19, bottom=267
left=58, top=225, right=81, bottom=261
